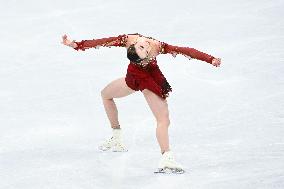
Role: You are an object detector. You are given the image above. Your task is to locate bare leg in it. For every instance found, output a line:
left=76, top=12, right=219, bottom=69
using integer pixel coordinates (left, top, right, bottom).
left=142, top=89, right=170, bottom=154
left=101, top=77, right=136, bottom=129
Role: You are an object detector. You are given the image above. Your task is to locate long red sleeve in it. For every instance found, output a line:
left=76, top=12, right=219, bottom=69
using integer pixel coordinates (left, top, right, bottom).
left=160, top=42, right=215, bottom=64
left=73, top=34, right=128, bottom=51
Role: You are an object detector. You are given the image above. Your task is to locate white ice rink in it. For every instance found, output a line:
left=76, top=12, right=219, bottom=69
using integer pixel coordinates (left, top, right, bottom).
left=0, top=0, right=284, bottom=188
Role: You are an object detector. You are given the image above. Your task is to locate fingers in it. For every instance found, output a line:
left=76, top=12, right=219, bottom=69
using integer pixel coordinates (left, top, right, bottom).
left=62, top=34, right=69, bottom=41
left=218, top=58, right=222, bottom=66
left=62, top=34, right=67, bottom=39
left=212, top=58, right=221, bottom=67
left=61, top=34, right=72, bottom=46
left=61, top=34, right=66, bottom=44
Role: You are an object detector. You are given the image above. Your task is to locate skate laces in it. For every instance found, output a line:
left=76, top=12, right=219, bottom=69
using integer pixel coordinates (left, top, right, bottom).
left=167, top=155, right=175, bottom=162
left=105, top=135, right=123, bottom=145
left=164, top=151, right=177, bottom=162
left=103, top=136, right=115, bottom=145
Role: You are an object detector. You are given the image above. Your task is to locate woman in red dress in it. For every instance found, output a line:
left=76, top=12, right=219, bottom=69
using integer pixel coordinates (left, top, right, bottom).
left=61, top=33, right=221, bottom=174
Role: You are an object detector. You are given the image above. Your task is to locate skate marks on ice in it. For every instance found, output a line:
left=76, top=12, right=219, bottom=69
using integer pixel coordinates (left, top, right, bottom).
left=98, top=147, right=128, bottom=152
left=98, top=141, right=129, bottom=152
left=154, top=167, right=186, bottom=174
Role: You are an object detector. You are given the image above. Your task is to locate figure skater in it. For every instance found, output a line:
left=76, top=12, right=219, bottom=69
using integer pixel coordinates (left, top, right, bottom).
left=61, top=33, right=221, bottom=174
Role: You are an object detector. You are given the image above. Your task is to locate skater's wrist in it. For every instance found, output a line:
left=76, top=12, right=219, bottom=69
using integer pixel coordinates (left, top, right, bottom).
left=70, top=42, right=78, bottom=49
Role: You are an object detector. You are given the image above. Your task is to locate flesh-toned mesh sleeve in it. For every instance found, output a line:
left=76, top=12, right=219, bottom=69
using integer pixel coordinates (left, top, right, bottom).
left=159, top=42, right=215, bottom=64
left=73, top=34, right=128, bottom=51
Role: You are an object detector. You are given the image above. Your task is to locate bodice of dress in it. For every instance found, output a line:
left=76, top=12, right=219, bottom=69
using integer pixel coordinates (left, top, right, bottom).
left=130, top=57, right=158, bottom=72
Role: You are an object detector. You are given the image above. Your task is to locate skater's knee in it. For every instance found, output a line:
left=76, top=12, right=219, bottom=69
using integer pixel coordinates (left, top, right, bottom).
left=156, top=111, right=170, bottom=127
left=101, top=90, right=112, bottom=100
left=157, top=118, right=170, bottom=127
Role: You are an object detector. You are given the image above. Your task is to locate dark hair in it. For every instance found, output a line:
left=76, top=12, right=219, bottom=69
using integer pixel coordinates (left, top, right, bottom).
left=127, top=44, right=143, bottom=63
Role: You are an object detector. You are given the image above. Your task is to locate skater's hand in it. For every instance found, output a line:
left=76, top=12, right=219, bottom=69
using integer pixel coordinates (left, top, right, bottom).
left=212, top=58, right=221, bottom=67
left=61, top=34, right=78, bottom=48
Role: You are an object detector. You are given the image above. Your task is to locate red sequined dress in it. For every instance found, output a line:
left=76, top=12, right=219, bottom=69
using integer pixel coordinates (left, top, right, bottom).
left=73, top=34, right=215, bottom=99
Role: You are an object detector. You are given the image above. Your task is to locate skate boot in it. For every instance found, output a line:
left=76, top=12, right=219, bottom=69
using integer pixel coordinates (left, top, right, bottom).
left=154, top=150, right=185, bottom=174
left=98, top=128, right=128, bottom=152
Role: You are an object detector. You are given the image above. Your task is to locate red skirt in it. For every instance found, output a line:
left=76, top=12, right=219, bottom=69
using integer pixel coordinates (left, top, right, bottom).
left=125, top=60, right=172, bottom=99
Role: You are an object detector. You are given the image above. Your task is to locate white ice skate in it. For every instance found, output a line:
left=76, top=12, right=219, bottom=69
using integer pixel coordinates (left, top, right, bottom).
left=154, top=150, right=185, bottom=174
left=98, top=128, right=128, bottom=152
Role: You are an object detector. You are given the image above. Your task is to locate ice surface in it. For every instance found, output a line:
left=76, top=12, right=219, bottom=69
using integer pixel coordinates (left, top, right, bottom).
left=0, top=0, right=284, bottom=188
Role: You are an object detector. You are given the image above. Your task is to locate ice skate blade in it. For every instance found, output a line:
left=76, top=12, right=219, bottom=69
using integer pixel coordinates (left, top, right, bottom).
left=98, top=147, right=111, bottom=151
left=154, top=167, right=185, bottom=174
left=98, top=144, right=114, bottom=151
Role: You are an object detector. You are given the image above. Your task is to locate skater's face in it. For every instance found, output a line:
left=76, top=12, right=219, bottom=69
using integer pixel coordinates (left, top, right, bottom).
left=134, top=39, right=151, bottom=59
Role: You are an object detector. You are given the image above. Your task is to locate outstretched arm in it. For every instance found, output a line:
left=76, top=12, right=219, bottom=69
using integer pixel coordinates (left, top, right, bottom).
left=73, top=34, right=128, bottom=51
left=61, top=34, right=128, bottom=51
left=159, top=42, right=221, bottom=67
